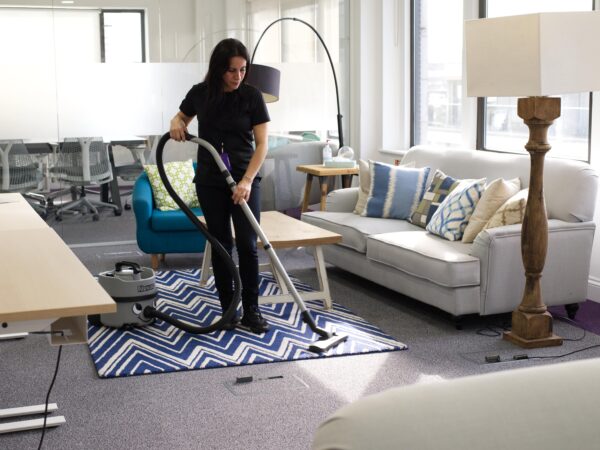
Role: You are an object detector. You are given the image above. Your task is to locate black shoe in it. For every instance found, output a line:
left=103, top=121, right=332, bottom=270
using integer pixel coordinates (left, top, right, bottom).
left=240, top=306, right=270, bottom=334
left=221, top=312, right=241, bottom=331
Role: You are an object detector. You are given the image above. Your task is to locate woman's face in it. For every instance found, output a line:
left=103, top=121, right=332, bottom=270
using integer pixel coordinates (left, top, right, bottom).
left=223, top=56, right=246, bottom=92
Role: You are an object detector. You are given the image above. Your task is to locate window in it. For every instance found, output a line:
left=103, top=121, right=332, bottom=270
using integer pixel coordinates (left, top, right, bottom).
left=480, top=0, right=593, bottom=161
left=100, top=10, right=145, bottom=63
left=412, top=0, right=464, bottom=147
left=247, top=0, right=348, bottom=143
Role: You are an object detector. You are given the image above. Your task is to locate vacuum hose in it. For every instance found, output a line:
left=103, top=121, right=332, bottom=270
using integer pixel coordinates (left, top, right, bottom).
left=142, top=132, right=241, bottom=334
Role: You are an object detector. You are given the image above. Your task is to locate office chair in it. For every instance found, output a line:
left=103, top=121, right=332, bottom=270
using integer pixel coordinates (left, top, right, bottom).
left=0, top=139, right=47, bottom=216
left=51, top=137, right=121, bottom=221
left=105, top=135, right=161, bottom=211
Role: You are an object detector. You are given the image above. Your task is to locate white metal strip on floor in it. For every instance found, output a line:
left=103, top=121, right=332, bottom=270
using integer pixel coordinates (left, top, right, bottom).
left=0, top=404, right=59, bottom=419
left=0, top=416, right=65, bottom=434
left=68, top=240, right=136, bottom=249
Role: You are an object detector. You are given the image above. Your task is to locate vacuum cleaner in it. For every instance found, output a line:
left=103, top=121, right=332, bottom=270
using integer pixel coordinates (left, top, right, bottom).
left=98, top=132, right=347, bottom=353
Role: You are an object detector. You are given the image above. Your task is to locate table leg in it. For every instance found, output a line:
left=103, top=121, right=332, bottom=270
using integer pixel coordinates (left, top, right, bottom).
left=318, top=176, right=329, bottom=211
left=341, top=174, right=353, bottom=189
left=199, top=241, right=212, bottom=286
left=301, top=174, right=314, bottom=212
left=313, top=246, right=333, bottom=310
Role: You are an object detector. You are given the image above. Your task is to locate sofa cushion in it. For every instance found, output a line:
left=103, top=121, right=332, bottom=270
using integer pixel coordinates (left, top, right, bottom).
left=366, top=231, right=480, bottom=288
left=410, top=169, right=461, bottom=227
left=302, top=211, right=421, bottom=253
left=363, top=162, right=430, bottom=219
left=426, top=179, right=486, bottom=241
left=354, top=159, right=415, bottom=215
left=462, top=177, right=521, bottom=243
left=483, top=189, right=528, bottom=230
left=151, top=207, right=203, bottom=231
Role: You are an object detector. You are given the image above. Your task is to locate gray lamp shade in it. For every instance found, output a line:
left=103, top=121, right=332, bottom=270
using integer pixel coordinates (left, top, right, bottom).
left=245, top=63, right=280, bottom=103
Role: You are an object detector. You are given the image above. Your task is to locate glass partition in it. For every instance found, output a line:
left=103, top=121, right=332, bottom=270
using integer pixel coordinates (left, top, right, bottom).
left=0, top=0, right=349, bottom=256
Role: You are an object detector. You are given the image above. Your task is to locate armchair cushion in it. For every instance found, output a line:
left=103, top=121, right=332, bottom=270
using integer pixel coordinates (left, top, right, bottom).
left=144, top=159, right=199, bottom=211
left=152, top=208, right=203, bottom=231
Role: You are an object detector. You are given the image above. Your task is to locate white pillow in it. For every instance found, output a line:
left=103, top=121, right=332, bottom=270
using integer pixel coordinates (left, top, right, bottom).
left=353, top=159, right=415, bottom=215
left=462, top=178, right=521, bottom=243
left=483, top=189, right=528, bottom=231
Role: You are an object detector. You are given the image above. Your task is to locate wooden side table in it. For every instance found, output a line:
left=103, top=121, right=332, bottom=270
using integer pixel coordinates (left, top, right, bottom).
left=296, top=164, right=359, bottom=212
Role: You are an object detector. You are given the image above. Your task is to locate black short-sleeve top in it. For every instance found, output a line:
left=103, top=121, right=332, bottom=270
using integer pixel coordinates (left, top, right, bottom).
left=179, top=81, right=270, bottom=187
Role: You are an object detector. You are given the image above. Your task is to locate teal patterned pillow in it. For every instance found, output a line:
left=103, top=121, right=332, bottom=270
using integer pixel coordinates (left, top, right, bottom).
left=144, top=160, right=200, bottom=211
left=426, top=179, right=486, bottom=241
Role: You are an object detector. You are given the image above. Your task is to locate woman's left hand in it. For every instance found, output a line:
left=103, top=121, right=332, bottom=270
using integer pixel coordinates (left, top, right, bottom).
left=232, top=178, right=251, bottom=204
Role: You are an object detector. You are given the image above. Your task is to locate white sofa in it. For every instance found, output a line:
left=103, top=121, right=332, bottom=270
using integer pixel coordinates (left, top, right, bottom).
left=301, top=146, right=598, bottom=322
left=312, top=358, right=600, bottom=450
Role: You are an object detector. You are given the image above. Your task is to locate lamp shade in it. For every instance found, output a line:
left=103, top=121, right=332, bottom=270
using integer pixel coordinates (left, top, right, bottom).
left=245, top=63, right=280, bottom=103
left=465, top=11, right=600, bottom=97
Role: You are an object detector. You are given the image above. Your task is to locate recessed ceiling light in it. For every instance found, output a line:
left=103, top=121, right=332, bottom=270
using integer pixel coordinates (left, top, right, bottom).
left=61, top=1, right=75, bottom=4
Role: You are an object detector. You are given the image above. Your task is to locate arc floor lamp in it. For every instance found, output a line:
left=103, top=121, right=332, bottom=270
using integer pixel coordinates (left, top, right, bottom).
left=466, top=11, right=600, bottom=348
left=244, top=17, right=347, bottom=148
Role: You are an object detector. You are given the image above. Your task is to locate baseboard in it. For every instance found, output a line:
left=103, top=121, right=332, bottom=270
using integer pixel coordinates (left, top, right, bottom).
left=587, top=277, right=600, bottom=303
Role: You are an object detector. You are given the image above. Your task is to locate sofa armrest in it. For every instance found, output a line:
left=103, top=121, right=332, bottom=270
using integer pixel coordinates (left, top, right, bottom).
left=470, top=219, right=596, bottom=315
left=132, top=173, right=154, bottom=224
left=325, top=187, right=359, bottom=212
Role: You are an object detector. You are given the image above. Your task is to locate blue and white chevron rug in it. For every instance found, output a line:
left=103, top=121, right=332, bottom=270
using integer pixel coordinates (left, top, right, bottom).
left=88, top=269, right=407, bottom=378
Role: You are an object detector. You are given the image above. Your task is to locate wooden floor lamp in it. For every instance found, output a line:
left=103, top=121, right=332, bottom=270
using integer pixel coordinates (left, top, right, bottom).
left=466, top=11, right=600, bottom=348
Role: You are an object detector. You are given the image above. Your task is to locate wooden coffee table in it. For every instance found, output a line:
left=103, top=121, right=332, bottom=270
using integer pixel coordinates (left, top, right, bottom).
left=199, top=211, right=342, bottom=309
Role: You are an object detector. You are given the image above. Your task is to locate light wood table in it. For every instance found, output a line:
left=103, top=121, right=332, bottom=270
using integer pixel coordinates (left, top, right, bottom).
left=296, top=164, right=359, bottom=212
left=0, top=193, right=116, bottom=434
left=199, top=211, right=342, bottom=309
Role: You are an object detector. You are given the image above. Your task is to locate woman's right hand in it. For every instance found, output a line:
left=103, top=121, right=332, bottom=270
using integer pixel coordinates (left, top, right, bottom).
left=170, top=113, right=189, bottom=142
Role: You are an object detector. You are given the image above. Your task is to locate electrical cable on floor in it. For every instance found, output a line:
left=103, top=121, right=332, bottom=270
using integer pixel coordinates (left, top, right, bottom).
left=29, top=331, right=64, bottom=450
left=527, top=343, right=600, bottom=360
left=554, top=316, right=586, bottom=341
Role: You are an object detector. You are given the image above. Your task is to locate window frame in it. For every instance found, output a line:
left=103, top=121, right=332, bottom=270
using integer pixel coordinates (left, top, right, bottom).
left=475, top=0, right=594, bottom=162
left=99, top=9, right=146, bottom=64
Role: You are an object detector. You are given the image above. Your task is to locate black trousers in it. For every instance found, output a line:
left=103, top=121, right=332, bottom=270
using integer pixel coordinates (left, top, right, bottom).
left=195, top=181, right=260, bottom=313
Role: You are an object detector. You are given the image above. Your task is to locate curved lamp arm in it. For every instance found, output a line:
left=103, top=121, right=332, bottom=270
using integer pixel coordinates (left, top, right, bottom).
left=251, top=17, right=345, bottom=147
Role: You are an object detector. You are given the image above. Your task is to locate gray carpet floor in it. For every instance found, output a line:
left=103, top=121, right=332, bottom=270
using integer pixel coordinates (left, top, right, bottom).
left=2, top=208, right=600, bottom=449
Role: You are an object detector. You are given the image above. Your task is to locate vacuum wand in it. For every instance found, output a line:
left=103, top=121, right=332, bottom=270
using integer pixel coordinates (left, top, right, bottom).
left=185, top=134, right=348, bottom=353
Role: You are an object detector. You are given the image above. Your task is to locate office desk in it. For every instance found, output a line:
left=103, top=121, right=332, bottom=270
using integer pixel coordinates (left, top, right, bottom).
left=0, top=193, right=116, bottom=433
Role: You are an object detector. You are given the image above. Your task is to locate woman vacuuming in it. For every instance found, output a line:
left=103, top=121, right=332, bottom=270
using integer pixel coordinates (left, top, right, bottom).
left=169, top=38, right=270, bottom=334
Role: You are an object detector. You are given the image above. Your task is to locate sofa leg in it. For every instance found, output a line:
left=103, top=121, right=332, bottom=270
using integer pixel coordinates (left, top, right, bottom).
left=453, top=315, right=465, bottom=330
left=151, top=254, right=159, bottom=270
left=160, top=253, right=166, bottom=263
left=565, top=303, right=579, bottom=320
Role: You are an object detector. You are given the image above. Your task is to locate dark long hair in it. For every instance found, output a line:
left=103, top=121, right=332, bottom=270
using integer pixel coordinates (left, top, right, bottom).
left=204, top=38, right=250, bottom=109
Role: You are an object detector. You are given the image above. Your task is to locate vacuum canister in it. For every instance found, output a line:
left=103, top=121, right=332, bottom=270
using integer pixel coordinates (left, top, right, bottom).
left=98, top=261, right=157, bottom=328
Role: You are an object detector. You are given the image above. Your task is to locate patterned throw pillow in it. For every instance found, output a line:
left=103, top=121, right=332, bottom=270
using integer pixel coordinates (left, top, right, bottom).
left=362, top=161, right=430, bottom=220
left=144, top=160, right=200, bottom=211
left=426, top=178, right=486, bottom=241
left=410, top=169, right=461, bottom=228
left=461, top=178, right=521, bottom=243
left=353, top=159, right=416, bottom=215
left=483, top=189, right=528, bottom=231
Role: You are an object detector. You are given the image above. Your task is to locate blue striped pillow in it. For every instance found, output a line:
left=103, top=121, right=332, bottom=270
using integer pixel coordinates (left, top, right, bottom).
left=362, top=161, right=430, bottom=219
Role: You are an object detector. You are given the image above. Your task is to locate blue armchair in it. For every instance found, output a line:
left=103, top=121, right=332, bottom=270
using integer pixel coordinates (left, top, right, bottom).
left=132, top=166, right=206, bottom=269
